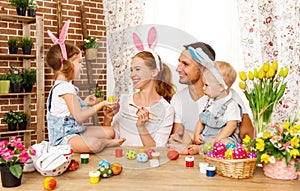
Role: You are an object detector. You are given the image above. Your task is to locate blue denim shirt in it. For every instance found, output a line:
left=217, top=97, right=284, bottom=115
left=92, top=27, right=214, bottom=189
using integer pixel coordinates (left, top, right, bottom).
left=46, top=82, right=87, bottom=146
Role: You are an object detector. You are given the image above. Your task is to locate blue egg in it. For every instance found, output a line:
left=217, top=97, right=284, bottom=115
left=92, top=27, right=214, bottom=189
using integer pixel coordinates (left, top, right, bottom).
left=226, top=142, right=236, bottom=150
left=98, top=159, right=111, bottom=168
left=136, top=153, right=148, bottom=163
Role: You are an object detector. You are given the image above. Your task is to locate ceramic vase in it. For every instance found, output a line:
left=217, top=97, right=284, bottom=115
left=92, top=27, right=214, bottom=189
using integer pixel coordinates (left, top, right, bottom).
left=11, top=83, right=23, bottom=93
left=0, top=80, right=10, bottom=94
left=27, top=9, right=36, bottom=17
left=8, top=123, right=17, bottom=131
left=85, top=48, right=98, bottom=60
left=0, top=166, right=22, bottom=187
left=23, top=84, right=33, bottom=92
left=16, top=7, right=26, bottom=16
left=263, top=158, right=299, bottom=180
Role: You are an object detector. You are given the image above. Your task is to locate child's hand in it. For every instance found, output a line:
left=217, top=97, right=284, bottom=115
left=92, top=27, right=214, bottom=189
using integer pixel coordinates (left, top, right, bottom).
left=85, top=94, right=96, bottom=106
left=194, top=134, right=203, bottom=145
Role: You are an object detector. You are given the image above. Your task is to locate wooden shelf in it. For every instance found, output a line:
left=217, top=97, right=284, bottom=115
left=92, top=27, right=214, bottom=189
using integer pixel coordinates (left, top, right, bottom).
left=0, top=54, right=36, bottom=59
left=0, top=129, right=35, bottom=147
left=0, top=14, right=36, bottom=24
left=0, top=92, right=35, bottom=96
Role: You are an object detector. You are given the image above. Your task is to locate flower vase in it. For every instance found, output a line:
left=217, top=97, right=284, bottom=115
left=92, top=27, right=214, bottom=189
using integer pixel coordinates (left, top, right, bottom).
left=0, top=80, right=10, bottom=94
left=27, top=9, right=36, bottom=17
left=8, top=123, right=17, bottom=131
left=86, top=48, right=98, bottom=60
left=11, top=83, right=23, bottom=93
left=16, top=7, right=27, bottom=16
left=263, top=159, right=299, bottom=180
left=0, top=166, right=22, bottom=187
left=252, top=108, right=273, bottom=136
left=23, top=84, right=33, bottom=92
left=18, top=121, right=27, bottom=130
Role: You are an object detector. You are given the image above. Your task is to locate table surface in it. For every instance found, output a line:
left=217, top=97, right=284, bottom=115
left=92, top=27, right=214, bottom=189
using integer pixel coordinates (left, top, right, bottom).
left=1, top=146, right=299, bottom=191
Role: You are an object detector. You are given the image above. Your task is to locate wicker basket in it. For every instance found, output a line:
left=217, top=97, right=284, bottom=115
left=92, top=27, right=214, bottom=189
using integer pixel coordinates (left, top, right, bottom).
left=202, top=154, right=257, bottom=179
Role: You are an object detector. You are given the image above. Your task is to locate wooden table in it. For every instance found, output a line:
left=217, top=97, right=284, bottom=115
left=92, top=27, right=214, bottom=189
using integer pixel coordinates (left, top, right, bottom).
left=1, top=147, right=299, bottom=191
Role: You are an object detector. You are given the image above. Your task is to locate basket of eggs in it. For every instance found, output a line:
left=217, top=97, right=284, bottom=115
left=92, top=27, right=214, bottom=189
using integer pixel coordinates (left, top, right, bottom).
left=201, top=142, right=257, bottom=179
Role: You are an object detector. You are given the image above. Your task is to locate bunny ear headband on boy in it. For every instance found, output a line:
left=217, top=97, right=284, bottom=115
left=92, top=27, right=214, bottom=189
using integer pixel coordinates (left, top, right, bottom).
left=132, top=27, right=162, bottom=71
left=47, top=20, right=70, bottom=62
left=188, top=47, right=228, bottom=90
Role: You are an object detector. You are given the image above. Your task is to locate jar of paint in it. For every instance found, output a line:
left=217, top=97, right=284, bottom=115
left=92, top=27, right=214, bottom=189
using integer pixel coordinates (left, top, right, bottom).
left=185, top=156, right=194, bottom=167
left=89, top=171, right=100, bottom=184
left=206, top=165, right=216, bottom=177
left=81, top=154, right=89, bottom=164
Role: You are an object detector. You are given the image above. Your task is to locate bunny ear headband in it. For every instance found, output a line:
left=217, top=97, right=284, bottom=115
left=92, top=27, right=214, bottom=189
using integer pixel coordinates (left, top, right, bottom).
left=132, top=27, right=162, bottom=71
left=188, top=47, right=228, bottom=90
left=47, top=20, right=70, bottom=62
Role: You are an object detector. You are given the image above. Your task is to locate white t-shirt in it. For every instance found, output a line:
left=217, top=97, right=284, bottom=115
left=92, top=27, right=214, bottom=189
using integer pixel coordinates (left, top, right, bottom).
left=112, top=93, right=174, bottom=147
left=171, top=87, right=247, bottom=131
left=48, top=80, right=78, bottom=117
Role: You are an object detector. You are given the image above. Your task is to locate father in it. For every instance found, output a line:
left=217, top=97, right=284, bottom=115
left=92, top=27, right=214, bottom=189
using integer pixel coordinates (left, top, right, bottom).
left=169, top=42, right=254, bottom=154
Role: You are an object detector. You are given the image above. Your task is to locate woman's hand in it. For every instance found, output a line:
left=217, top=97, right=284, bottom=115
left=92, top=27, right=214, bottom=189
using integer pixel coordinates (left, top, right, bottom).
left=84, top=94, right=96, bottom=106
left=136, top=107, right=150, bottom=128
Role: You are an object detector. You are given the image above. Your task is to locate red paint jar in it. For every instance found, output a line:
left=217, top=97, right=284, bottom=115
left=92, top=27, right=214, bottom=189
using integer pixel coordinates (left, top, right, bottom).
left=115, top=148, right=123, bottom=158
left=185, top=156, right=194, bottom=167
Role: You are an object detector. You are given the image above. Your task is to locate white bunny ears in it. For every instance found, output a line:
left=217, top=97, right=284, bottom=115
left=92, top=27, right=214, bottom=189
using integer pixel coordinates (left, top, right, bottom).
left=188, top=47, right=228, bottom=90
left=132, top=27, right=161, bottom=71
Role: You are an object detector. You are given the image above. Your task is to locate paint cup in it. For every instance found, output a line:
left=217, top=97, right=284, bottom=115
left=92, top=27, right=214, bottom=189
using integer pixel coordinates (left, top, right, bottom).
left=185, top=156, right=194, bottom=167
left=89, top=171, right=100, bottom=184
left=81, top=154, right=89, bottom=164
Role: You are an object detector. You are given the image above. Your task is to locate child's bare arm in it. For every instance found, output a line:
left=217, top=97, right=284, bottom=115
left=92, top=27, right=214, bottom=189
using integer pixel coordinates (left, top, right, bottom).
left=215, top=120, right=238, bottom=142
left=194, top=120, right=205, bottom=144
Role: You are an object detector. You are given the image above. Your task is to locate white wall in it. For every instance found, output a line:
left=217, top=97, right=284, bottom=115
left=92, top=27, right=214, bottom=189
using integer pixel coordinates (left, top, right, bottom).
left=107, top=0, right=244, bottom=95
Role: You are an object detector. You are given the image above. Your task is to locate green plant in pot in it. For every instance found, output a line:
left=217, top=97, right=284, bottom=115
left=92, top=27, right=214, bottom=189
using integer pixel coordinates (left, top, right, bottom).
left=20, top=37, right=33, bottom=55
left=27, top=0, right=38, bottom=17
left=84, top=37, right=99, bottom=60
left=16, top=111, right=29, bottom=130
left=22, top=69, right=36, bottom=92
left=7, top=66, right=24, bottom=93
left=7, top=37, right=19, bottom=54
left=0, top=74, right=10, bottom=94
left=91, top=87, right=104, bottom=104
left=8, top=0, right=29, bottom=16
left=3, top=110, right=19, bottom=131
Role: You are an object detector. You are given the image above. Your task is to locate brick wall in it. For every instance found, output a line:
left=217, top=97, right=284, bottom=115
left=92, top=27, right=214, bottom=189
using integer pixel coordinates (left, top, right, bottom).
left=0, top=0, right=107, bottom=143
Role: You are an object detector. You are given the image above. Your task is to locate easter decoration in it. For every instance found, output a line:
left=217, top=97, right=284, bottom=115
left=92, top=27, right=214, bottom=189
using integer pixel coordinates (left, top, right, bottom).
left=201, top=141, right=257, bottom=179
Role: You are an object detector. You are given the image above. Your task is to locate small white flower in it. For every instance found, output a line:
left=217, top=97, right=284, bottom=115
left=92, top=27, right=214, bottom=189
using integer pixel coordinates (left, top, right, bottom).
left=269, top=156, right=276, bottom=163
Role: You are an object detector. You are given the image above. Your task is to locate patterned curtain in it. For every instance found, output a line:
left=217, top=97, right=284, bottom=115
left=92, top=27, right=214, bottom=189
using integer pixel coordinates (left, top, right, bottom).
left=104, top=0, right=146, bottom=97
left=237, top=0, right=300, bottom=121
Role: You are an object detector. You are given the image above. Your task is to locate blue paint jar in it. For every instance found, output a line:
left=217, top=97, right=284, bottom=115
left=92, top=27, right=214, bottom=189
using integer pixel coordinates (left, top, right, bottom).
left=206, top=165, right=216, bottom=177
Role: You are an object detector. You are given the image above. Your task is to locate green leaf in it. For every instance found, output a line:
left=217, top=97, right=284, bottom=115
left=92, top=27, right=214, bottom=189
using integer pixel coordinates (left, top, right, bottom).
left=9, top=164, right=23, bottom=179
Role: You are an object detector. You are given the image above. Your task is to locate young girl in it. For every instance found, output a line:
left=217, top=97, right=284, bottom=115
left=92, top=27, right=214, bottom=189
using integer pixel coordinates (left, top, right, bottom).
left=110, top=51, right=176, bottom=147
left=46, top=42, right=125, bottom=153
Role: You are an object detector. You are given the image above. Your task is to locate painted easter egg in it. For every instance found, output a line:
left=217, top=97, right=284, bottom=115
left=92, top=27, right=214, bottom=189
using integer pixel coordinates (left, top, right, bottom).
left=98, top=160, right=110, bottom=168
left=145, top=148, right=155, bottom=159
left=126, top=150, right=137, bottom=160
left=232, top=147, right=247, bottom=159
left=213, top=142, right=226, bottom=155
left=205, top=151, right=216, bottom=158
left=226, top=142, right=236, bottom=150
left=98, top=165, right=112, bottom=178
left=136, top=153, right=148, bottom=163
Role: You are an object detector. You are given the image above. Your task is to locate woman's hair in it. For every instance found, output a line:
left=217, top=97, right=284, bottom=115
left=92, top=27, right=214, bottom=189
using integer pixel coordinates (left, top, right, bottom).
left=46, top=43, right=81, bottom=81
left=133, top=51, right=176, bottom=102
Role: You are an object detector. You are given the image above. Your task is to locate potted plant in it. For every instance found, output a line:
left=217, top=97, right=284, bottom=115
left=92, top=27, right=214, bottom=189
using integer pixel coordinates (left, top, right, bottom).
left=243, top=114, right=300, bottom=180
left=27, top=0, right=37, bottom=17
left=91, top=87, right=104, bottom=104
left=8, top=0, right=29, bottom=16
left=20, top=37, right=33, bottom=55
left=22, top=68, right=36, bottom=92
left=7, top=66, right=24, bottom=93
left=16, top=111, right=29, bottom=130
left=3, top=110, right=19, bottom=131
left=0, top=74, right=10, bottom=94
left=7, top=37, right=19, bottom=54
left=0, top=137, right=36, bottom=187
left=83, top=37, right=99, bottom=60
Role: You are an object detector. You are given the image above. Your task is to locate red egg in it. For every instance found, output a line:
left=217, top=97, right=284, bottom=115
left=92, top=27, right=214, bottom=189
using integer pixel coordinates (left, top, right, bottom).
left=213, top=142, right=226, bottom=155
left=167, top=150, right=179, bottom=160
left=232, top=147, right=247, bottom=159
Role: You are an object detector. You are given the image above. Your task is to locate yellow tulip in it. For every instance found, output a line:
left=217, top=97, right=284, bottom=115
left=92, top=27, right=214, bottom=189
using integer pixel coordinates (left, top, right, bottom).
left=263, top=62, right=270, bottom=73
left=279, top=68, right=284, bottom=77
left=258, top=69, right=264, bottom=80
left=239, top=71, right=247, bottom=81
left=253, top=68, right=258, bottom=78
left=239, top=82, right=246, bottom=90
left=272, top=60, right=278, bottom=71
left=266, top=67, right=275, bottom=78
left=283, top=67, right=289, bottom=77
left=248, top=71, right=254, bottom=80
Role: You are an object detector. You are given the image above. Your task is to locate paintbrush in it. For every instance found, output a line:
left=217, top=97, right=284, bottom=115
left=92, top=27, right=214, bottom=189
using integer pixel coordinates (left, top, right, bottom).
left=129, top=103, right=158, bottom=117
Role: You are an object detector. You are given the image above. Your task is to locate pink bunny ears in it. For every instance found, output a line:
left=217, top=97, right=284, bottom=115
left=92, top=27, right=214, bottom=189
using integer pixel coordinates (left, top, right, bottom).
left=132, top=27, right=161, bottom=71
left=47, top=20, right=70, bottom=62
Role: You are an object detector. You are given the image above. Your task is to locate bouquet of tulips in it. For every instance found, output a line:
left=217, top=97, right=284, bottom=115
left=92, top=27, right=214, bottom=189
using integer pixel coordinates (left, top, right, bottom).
left=238, top=60, right=288, bottom=134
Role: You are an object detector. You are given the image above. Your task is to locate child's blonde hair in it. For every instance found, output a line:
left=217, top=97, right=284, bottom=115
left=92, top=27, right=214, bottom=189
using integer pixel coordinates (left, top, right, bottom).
left=214, top=61, right=237, bottom=89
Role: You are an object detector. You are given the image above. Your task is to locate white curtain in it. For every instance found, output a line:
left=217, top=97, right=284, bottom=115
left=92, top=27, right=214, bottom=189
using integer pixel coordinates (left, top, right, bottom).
left=237, top=0, right=300, bottom=121
left=104, top=0, right=146, bottom=97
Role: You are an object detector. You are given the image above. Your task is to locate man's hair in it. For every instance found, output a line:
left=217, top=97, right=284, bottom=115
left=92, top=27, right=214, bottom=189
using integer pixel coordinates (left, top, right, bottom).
left=184, top=42, right=216, bottom=61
